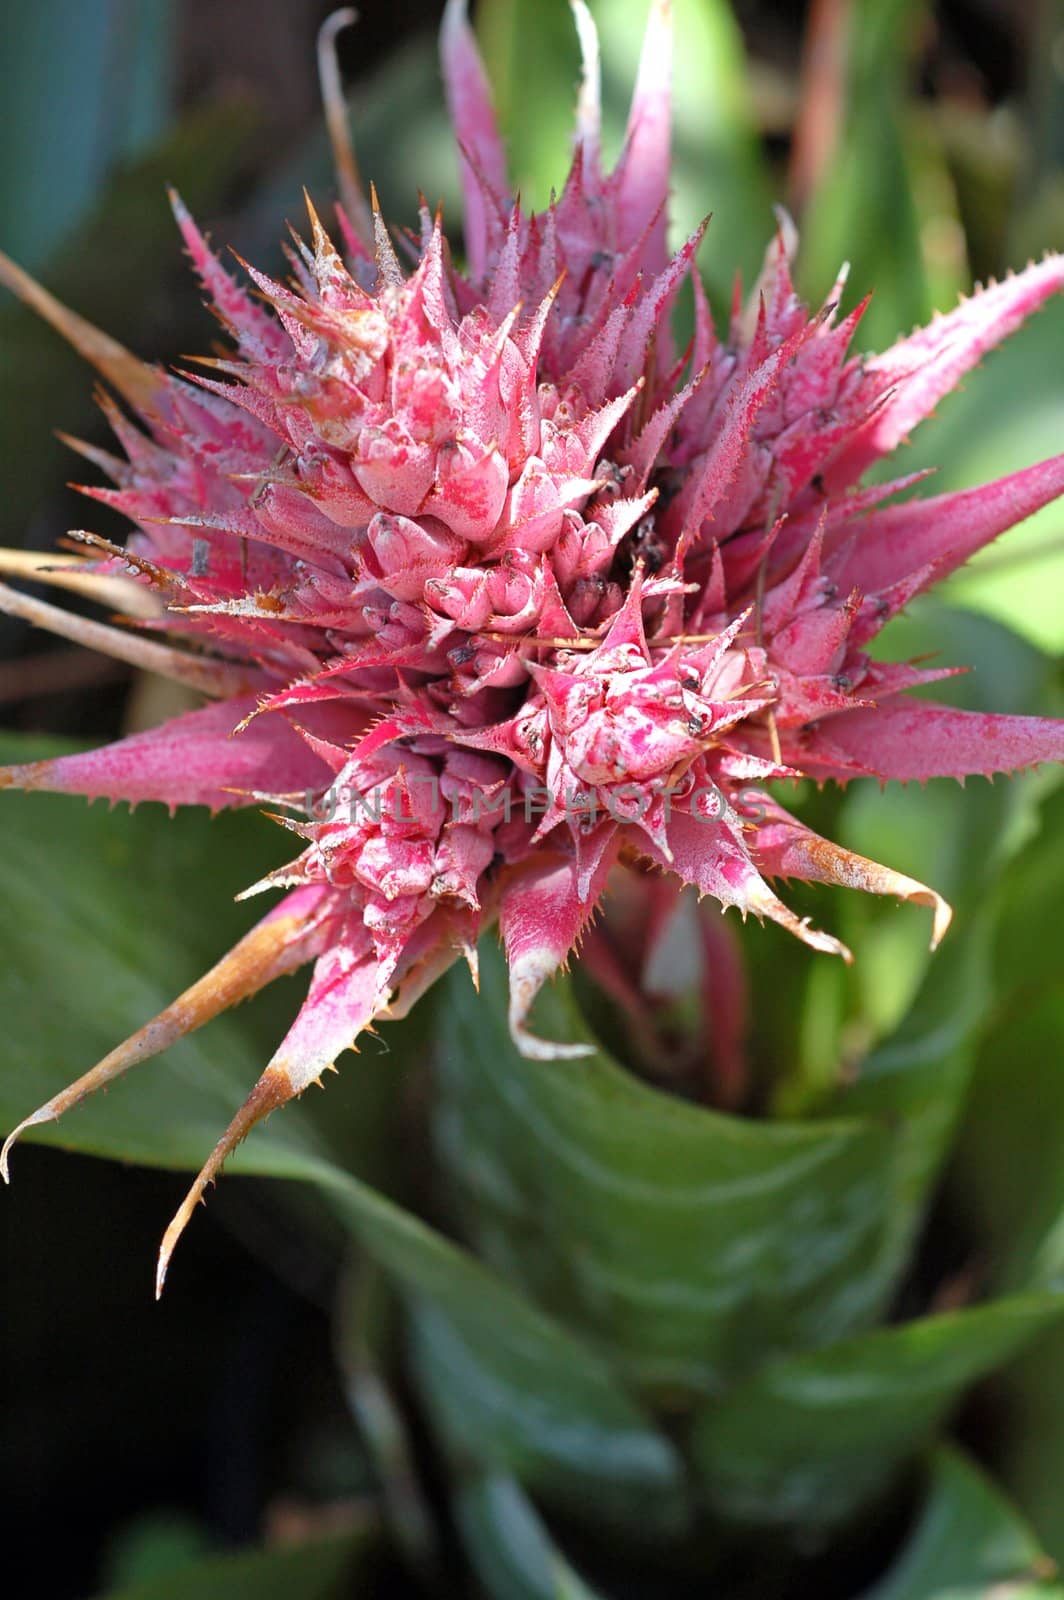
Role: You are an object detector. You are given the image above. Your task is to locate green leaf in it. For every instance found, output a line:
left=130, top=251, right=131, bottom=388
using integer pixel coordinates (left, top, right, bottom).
left=949, top=778, right=1064, bottom=1296
left=406, top=1294, right=685, bottom=1537
left=689, top=1297, right=1064, bottom=1529
left=826, top=924, right=991, bottom=1304
left=946, top=781, right=1064, bottom=1565
left=0, top=744, right=410, bottom=1198
left=992, top=1310, right=1064, bottom=1571
left=862, top=1447, right=1059, bottom=1600
left=334, top=1263, right=441, bottom=1578
left=434, top=938, right=895, bottom=1402
left=454, top=1474, right=608, bottom=1600
left=93, top=1528, right=376, bottom=1600
left=0, top=737, right=680, bottom=1526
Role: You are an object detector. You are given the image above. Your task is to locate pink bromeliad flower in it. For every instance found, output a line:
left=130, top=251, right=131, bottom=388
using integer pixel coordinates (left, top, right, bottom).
left=2, top=0, right=1063, bottom=1288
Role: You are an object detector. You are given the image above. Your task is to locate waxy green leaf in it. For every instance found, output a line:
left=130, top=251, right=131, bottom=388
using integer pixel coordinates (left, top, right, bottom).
left=690, top=1298, right=1064, bottom=1529
left=434, top=938, right=895, bottom=1401
left=862, top=1448, right=1059, bottom=1600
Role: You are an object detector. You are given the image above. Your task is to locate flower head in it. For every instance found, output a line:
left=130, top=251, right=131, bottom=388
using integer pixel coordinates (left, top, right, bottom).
left=2, top=0, right=1063, bottom=1288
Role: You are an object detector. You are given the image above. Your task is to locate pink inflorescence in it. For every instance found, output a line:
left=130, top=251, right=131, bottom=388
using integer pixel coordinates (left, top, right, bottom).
left=2, top=0, right=1063, bottom=1286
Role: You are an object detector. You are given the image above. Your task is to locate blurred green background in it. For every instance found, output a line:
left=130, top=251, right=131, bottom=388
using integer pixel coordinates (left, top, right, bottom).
left=1, top=2, right=1063, bottom=1596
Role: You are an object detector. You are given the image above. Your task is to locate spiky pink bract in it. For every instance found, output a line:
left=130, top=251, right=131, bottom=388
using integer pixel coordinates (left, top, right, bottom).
left=3, top=0, right=1063, bottom=1284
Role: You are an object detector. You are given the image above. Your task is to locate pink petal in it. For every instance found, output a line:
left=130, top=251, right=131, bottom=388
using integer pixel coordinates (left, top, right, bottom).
left=824, top=256, right=1064, bottom=487
left=501, top=837, right=620, bottom=1059
left=612, top=218, right=708, bottom=391
left=0, top=695, right=334, bottom=811
left=269, top=929, right=378, bottom=1090
left=799, top=700, right=1064, bottom=783
left=831, top=450, right=1064, bottom=597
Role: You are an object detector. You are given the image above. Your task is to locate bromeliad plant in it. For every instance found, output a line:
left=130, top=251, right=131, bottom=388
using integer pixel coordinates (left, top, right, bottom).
left=3, top=0, right=1064, bottom=1593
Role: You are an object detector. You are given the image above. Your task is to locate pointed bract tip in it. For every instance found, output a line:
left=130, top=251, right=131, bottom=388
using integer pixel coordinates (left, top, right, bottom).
left=770, top=203, right=799, bottom=259
left=1, top=1096, right=67, bottom=1181
left=153, top=1061, right=298, bottom=1293
left=369, top=185, right=404, bottom=287
left=166, top=185, right=186, bottom=220
left=510, top=1010, right=596, bottom=1062
left=929, top=896, right=953, bottom=951
left=320, top=4, right=358, bottom=34
left=750, top=879, right=852, bottom=962
left=751, top=809, right=954, bottom=954
left=155, top=1241, right=172, bottom=1300
left=2, top=1108, right=49, bottom=1182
